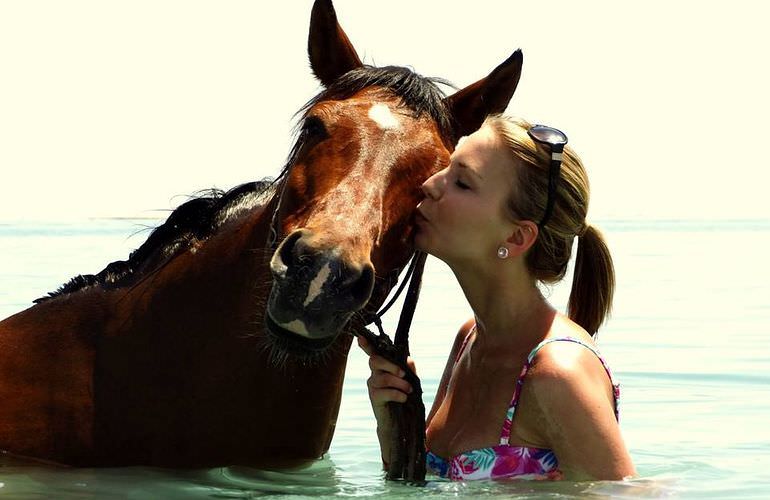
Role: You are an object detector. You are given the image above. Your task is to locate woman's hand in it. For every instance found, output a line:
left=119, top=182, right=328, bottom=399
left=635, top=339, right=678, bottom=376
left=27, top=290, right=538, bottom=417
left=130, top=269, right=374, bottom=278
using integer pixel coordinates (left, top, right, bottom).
left=357, top=336, right=415, bottom=419
left=357, top=335, right=416, bottom=468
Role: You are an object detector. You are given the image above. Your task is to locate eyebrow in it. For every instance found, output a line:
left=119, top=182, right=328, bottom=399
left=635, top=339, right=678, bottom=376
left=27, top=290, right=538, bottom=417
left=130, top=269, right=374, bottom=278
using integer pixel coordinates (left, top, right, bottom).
left=457, top=161, right=483, bottom=180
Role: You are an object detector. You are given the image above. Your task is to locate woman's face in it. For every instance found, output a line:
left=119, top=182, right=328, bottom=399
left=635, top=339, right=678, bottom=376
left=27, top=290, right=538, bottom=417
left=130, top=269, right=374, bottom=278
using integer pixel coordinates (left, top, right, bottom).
left=415, top=124, right=518, bottom=265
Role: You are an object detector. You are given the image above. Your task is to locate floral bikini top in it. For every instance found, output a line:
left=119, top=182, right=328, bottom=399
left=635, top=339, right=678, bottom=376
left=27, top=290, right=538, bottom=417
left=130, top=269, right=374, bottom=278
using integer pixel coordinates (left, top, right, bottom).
left=425, top=332, right=620, bottom=481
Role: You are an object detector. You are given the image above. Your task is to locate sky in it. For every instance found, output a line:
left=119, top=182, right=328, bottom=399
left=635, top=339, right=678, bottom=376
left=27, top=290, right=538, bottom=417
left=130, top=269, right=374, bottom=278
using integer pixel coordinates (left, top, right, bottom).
left=1, top=0, right=769, bottom=222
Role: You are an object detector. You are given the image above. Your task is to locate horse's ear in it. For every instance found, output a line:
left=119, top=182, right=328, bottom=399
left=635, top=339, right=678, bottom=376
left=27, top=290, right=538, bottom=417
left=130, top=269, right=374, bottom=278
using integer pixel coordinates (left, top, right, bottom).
left=308, top=0, right=363, bottom=87
left=444, top=49, right=523, bottom=142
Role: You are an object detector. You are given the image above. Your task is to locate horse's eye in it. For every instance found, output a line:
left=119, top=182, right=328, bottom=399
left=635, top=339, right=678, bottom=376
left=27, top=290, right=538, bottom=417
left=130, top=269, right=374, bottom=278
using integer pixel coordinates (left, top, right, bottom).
left=303, top=117, right=328, bottom=139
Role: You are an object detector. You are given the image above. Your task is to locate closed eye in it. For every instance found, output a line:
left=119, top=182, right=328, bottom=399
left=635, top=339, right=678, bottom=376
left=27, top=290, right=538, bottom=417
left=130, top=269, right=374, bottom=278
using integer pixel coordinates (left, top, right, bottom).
left=455, top=179, right=471, bottom=190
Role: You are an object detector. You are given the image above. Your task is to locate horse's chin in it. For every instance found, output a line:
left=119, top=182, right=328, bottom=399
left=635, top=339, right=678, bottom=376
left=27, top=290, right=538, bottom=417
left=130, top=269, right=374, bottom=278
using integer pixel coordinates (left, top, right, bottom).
left=264, top=311, right=338, bottom=358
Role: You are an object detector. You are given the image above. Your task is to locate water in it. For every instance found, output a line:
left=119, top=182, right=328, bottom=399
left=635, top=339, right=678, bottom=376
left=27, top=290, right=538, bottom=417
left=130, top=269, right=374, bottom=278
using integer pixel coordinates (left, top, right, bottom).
left=0, top=218, right=768, bottom=498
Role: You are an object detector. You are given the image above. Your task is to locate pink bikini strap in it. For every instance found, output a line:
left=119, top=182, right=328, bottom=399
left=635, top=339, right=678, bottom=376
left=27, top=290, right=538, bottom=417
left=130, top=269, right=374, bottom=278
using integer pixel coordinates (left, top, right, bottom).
left=454, top=324, right=476, bottom=363
left=499, top=336, right=620, bottom=445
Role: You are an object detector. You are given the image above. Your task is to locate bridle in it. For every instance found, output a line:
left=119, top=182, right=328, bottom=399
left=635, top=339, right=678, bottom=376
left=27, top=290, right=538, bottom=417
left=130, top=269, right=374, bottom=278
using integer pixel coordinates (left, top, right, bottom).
left=359, top=250, right=426, bottom=350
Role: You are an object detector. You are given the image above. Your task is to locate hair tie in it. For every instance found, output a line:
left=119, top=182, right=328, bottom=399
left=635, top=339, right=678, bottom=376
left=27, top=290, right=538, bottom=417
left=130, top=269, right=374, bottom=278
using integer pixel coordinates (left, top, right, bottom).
left=578, top=221, right=590, bottom=238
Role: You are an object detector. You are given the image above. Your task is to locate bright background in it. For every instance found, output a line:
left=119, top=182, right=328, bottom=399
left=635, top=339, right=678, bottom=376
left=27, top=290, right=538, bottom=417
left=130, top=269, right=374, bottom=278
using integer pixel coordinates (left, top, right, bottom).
left=2, top=0, right=769, bottom=222
left=1, top=2, right=770, bottom=496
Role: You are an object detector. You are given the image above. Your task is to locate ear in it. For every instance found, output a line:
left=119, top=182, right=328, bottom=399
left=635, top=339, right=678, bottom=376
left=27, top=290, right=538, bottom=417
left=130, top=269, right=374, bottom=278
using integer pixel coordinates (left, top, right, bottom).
left=444, top=50, right=523, bottom=144
left=504, top=220, right=538, bottom=258
left=308, top=0, right=363, bottom=87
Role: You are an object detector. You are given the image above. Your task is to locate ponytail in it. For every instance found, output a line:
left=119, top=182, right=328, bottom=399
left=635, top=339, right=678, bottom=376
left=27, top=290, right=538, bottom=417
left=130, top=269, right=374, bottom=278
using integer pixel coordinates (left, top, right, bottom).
left=568, top=225, right=615, bottom=336
left=482, top=115, right=613, bottom=336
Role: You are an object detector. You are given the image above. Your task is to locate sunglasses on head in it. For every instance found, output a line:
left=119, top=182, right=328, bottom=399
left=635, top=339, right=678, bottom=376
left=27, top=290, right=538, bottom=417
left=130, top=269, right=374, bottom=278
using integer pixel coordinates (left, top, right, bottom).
left=527, top=124, right=568, bottom=229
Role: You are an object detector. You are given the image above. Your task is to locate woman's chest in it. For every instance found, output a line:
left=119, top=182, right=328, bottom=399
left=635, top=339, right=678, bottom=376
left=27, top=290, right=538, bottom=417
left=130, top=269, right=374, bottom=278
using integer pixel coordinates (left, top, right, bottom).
left=426, top=357, right=544, bottom=457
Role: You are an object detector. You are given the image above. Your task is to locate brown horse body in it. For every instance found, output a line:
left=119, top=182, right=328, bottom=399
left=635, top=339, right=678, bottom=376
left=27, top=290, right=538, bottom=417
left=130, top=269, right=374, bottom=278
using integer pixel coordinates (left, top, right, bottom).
left=0, top=0, right=522, bottom=467
left=0, top=201, right=351, bottom=467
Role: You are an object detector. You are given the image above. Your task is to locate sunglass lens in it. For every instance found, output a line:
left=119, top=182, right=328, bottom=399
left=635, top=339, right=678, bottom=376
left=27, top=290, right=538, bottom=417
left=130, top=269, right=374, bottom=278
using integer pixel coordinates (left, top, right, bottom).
left=529, top=125, right=568, bottom=146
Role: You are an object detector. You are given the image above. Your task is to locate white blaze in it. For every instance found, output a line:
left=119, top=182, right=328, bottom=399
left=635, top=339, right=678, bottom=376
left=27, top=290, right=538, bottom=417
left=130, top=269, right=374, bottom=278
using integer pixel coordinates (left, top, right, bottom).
left=304, top=263, right=331, bottom=307
left=368, top=104, right=400, bottom=130
left=278, top=319, right=311, bottom=336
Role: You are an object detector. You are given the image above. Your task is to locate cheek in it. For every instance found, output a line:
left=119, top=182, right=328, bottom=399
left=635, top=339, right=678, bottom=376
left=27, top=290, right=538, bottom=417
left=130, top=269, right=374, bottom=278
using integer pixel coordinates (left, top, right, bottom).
left=446, top=195, right=481, bottom=224
left=444, top=198, right=505, bottom=248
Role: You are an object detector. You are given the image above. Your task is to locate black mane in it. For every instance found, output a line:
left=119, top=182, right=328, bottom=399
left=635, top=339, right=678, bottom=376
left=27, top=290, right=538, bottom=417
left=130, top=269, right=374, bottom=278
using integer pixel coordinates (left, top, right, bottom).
left=37, top=65, right=454, bottom=303
left=35, top=181, right=273, bottom=303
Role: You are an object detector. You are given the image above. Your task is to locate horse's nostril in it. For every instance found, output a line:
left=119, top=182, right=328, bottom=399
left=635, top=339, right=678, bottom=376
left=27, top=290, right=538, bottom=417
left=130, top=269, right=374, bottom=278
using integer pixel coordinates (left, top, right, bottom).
left=349, top=264, right=375, bottom=307
left=278, top=230, right=305, bottom=268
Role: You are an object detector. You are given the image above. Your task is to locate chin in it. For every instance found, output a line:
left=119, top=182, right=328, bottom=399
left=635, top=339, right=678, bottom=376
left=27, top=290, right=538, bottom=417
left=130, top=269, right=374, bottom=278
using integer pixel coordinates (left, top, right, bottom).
left=413, top=231, right=430, bottom=253
left=414, top=238, right=441, bottom=261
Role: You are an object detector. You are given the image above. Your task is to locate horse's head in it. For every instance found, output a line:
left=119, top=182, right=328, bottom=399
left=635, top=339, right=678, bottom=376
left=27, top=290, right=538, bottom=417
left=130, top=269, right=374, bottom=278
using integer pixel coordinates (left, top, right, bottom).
left=266, top=0, right=522, bottom=353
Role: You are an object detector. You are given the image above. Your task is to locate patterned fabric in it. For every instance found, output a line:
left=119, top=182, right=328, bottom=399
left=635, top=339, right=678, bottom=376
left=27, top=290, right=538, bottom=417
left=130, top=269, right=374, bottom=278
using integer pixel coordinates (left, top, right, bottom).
left=426, top=334, right=620, bottom=481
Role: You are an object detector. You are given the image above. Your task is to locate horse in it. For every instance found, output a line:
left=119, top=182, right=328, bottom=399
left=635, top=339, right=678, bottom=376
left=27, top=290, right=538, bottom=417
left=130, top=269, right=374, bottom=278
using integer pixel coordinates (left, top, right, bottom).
left=0, top=0, right=522, bottom=468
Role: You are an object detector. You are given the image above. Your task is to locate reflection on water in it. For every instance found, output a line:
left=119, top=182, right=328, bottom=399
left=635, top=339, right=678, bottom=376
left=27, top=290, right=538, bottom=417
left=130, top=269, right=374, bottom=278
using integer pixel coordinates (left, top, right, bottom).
left=0, top=455, right=679, bottom=499
left=1, top=219, right=769, bottom=498
left=0, top=458, right=342, bottom=498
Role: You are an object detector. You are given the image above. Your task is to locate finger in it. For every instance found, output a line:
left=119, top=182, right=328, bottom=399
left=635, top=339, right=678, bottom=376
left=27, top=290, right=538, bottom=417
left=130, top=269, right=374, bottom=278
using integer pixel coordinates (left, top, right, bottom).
left=368, top=373, right=412, bottom=394
left=371, top=388, right=409, bottom=405
left=406, top=357, right=417, bottom=375
left=369, top=355, right=405, bottom=377
left=357, top=336, right=373, bottom=356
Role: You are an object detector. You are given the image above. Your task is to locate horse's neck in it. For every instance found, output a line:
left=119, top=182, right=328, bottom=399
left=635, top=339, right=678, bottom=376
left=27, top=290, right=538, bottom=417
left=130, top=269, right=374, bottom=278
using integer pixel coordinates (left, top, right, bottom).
left=102, top=194, right=277, bottom=332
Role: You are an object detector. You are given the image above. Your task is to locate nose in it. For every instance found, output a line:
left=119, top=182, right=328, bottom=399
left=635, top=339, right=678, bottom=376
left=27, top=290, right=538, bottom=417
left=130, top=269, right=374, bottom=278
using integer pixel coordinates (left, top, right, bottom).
left=421, top=170, right=443, bottom=200
left=272, top=229, right=376, bottom=311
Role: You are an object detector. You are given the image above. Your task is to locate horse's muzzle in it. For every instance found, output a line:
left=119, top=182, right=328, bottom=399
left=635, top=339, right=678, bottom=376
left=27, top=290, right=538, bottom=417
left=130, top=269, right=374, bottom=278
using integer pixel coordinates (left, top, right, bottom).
left=266, top=229, right=375, bottom=344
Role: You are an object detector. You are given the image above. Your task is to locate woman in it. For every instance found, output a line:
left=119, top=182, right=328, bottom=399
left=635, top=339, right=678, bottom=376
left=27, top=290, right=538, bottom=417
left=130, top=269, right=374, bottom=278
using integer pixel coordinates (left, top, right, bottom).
left=359, top=115, right=635, bottom=481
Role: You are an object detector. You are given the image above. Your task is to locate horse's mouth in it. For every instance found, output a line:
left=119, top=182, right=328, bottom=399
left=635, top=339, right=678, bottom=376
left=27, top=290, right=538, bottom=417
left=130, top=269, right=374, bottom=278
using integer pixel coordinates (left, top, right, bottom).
left=264, top=312, right=337, bottom=355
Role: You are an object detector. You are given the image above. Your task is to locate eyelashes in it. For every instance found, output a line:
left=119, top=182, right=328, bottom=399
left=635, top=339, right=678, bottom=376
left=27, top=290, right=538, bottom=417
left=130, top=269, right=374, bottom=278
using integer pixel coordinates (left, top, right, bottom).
left=455, top=179, right=471, bottom=190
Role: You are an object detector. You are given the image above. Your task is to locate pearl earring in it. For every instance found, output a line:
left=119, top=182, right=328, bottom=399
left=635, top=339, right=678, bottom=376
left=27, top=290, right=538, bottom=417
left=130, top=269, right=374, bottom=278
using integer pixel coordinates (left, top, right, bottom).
left=497, top=246, right=509, bottom=259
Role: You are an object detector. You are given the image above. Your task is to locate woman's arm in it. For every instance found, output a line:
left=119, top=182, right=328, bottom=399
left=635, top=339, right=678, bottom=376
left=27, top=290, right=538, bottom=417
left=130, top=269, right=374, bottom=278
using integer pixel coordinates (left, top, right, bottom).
left=528, top=341, right=636, bottom=480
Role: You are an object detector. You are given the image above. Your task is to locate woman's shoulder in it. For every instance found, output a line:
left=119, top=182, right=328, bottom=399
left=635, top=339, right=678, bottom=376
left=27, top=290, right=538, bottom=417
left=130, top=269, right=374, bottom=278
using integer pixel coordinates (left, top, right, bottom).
left=448, top=317, right=476, bottom=360
left=458, top=317, right=476, bottom=337
left=452, top=317, right=477, bottom=349
left=526, top=315, right=610, bottom=392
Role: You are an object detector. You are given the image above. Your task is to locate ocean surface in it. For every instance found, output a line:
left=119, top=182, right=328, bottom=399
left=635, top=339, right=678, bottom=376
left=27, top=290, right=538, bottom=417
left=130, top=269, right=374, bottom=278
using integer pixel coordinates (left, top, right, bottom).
left=0, top=218, right=768, bottom=498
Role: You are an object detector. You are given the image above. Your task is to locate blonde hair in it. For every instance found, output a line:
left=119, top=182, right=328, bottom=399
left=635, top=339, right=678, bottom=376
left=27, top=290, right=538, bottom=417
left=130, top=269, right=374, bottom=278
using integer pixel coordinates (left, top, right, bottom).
left=484, top=114, right=615, bottom=336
